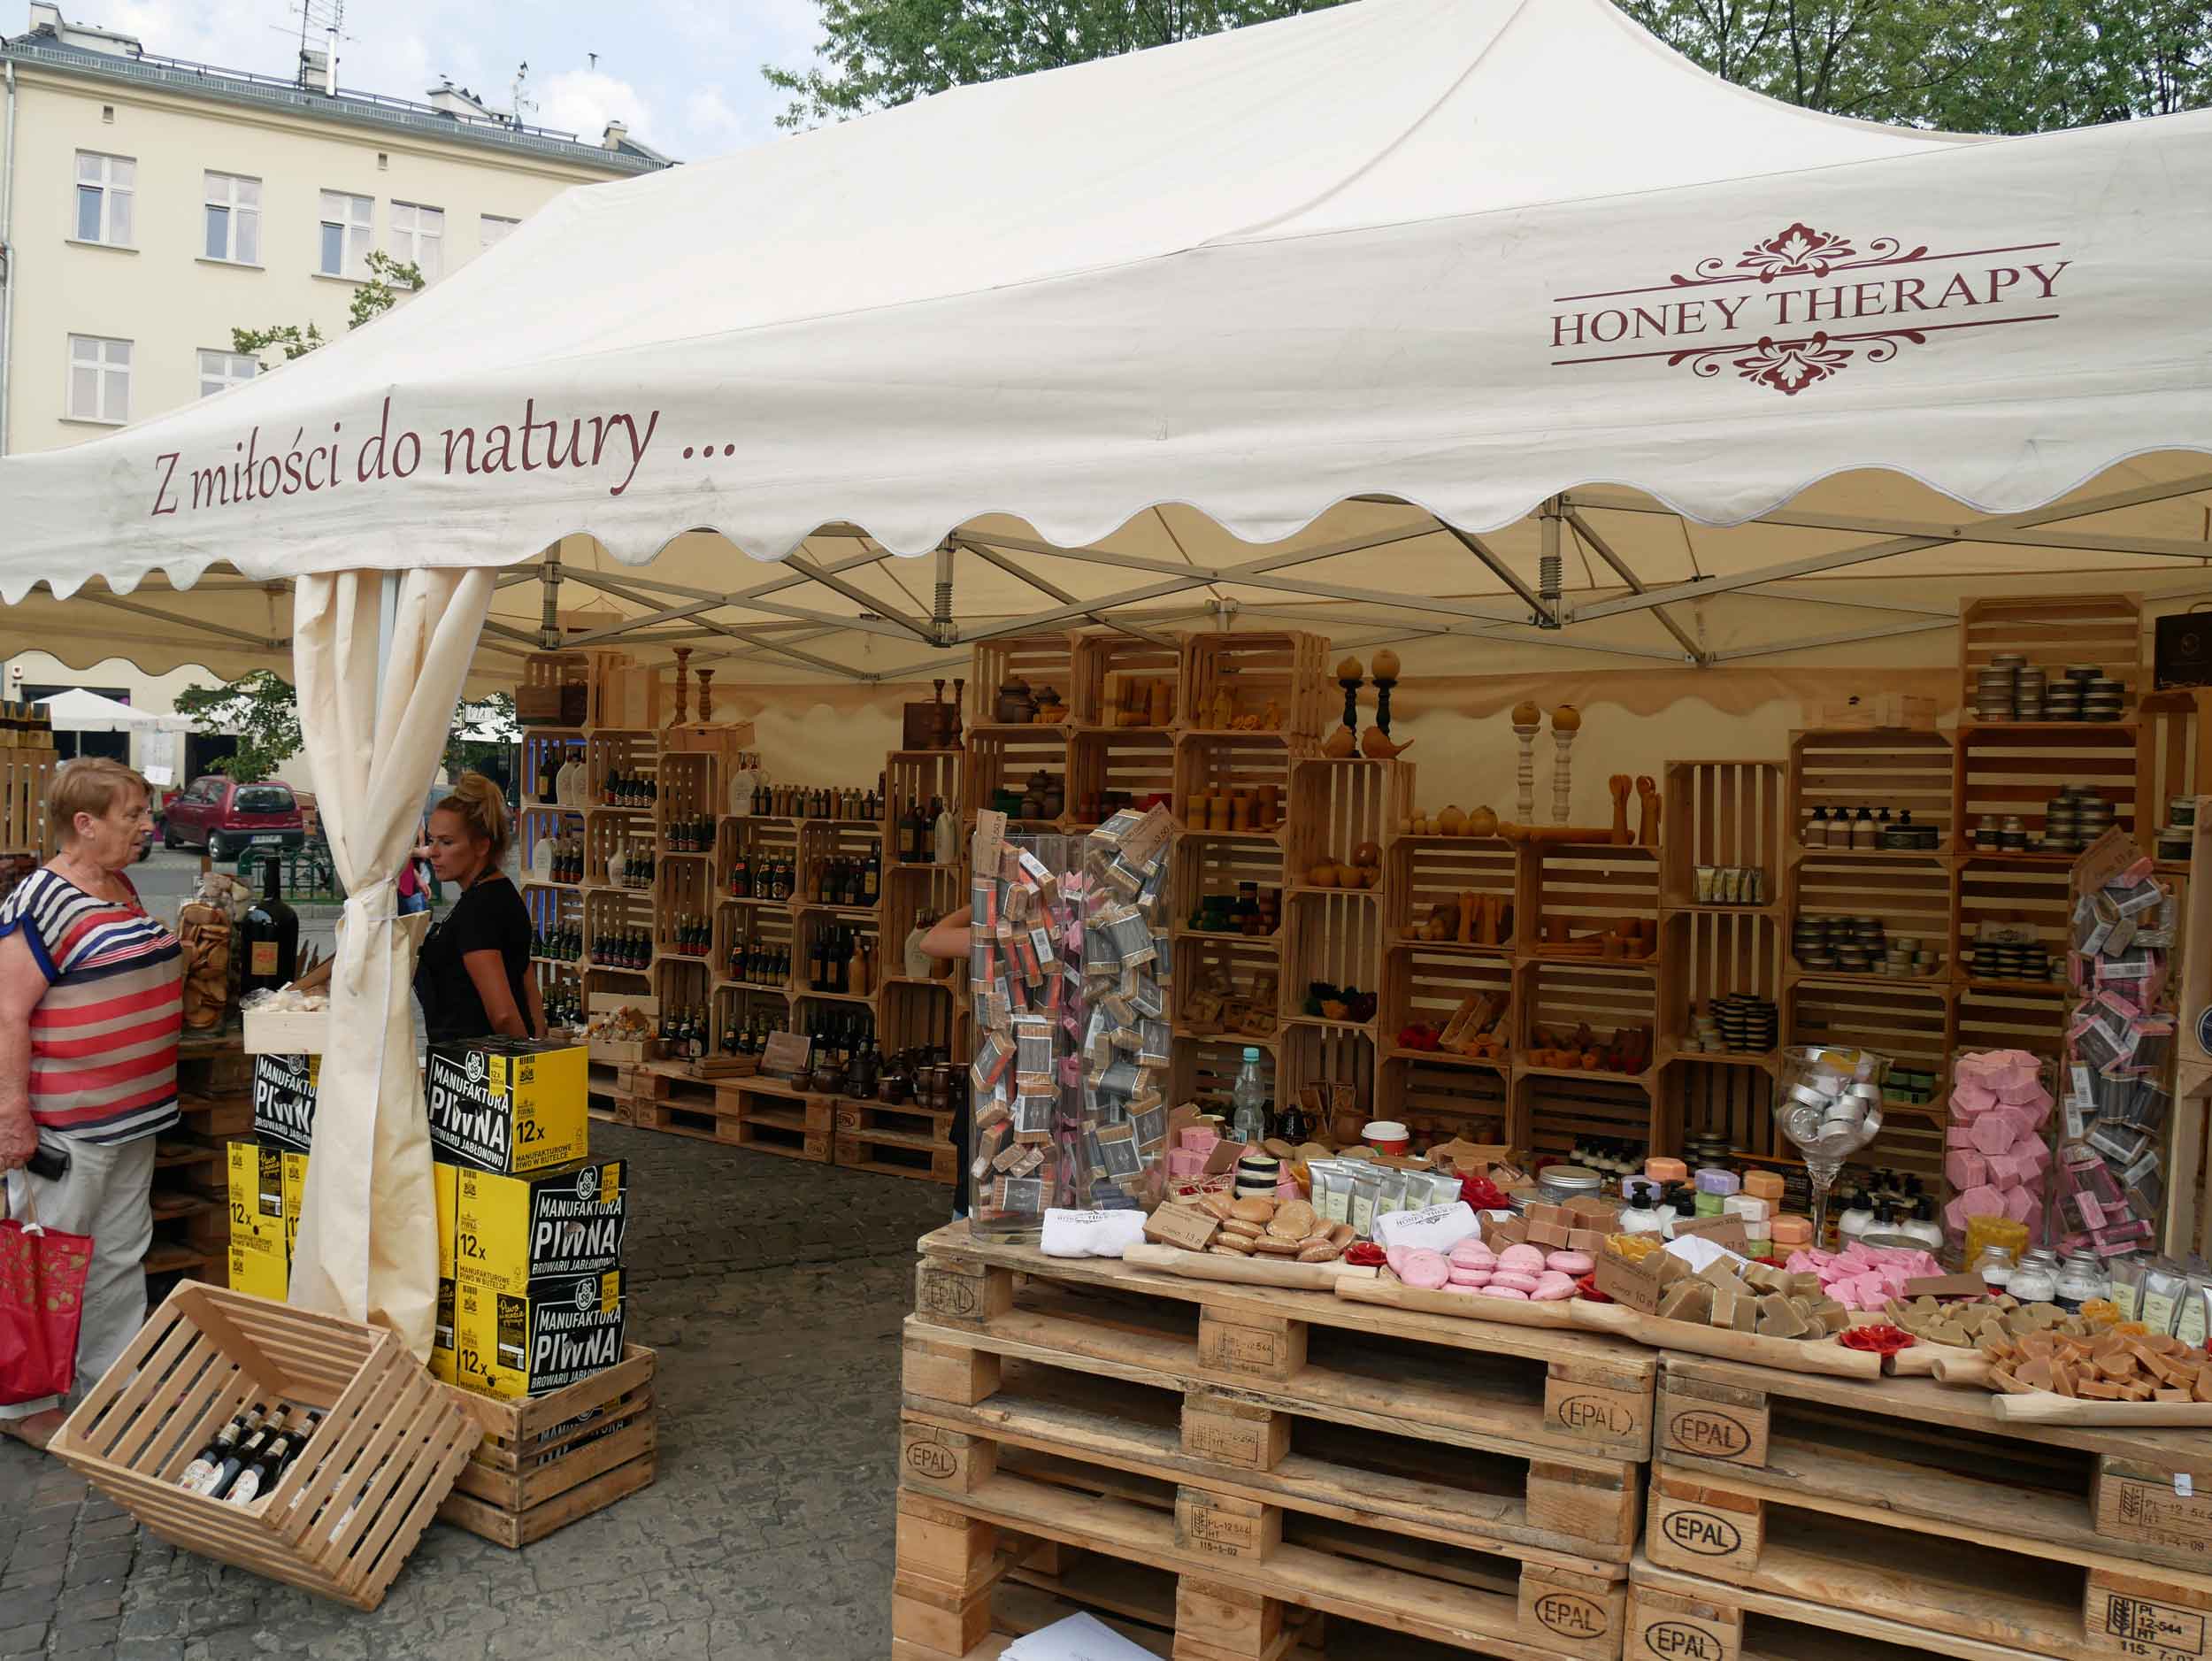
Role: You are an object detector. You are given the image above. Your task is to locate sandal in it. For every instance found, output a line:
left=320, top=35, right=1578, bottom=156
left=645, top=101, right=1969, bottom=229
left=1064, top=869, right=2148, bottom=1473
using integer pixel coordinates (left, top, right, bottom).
left=0, top=1409, right=66, bottom=1451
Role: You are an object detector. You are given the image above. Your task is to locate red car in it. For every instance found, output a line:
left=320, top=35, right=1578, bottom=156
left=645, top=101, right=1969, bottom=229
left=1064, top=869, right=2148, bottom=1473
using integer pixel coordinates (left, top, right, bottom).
left=162, top=776, right=306, bottom=863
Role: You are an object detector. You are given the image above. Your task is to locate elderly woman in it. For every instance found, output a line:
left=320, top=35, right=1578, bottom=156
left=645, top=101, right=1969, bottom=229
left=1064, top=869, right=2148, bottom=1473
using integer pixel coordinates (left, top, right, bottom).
left=0, top=759, right=180, bottom=1451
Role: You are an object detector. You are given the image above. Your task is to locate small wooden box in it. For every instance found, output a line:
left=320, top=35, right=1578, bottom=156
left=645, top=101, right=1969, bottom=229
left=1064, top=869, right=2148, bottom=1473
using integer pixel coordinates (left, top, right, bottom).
left=51, top=1282, right=481, bottom=1610
left=1807, top=693, right=1938, bottom=731
left=585, top=991, right=660, bottom=1066
left=438, top=1344, right=657, bottom=1548
left=241, top=1006, right=328, bottom=1056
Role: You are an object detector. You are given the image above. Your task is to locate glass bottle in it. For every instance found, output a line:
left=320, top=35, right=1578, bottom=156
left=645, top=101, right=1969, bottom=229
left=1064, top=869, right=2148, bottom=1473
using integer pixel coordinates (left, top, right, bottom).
left=2053, top=1249, right=2110, bottom=1314
left=240, top=857, right=299, bottom=996
left=1229, top=1047, right=1270, bottom=1145
left=2009, top=1249, right=2061, bottom=1306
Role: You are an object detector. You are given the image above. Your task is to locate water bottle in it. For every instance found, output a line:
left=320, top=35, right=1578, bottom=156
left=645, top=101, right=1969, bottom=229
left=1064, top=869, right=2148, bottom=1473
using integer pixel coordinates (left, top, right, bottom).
left=1230, top=1046, right=1270, bottom=1146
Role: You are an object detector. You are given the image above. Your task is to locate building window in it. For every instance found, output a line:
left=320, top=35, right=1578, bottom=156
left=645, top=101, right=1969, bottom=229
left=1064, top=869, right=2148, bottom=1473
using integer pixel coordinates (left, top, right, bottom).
left=317, top=189, right=372, bottom=278
left=198, top=349, right=257, bottom=398
left=73, top=151, right=134, bottom=247
left=480, top=213, right=519, bottom=251
left=204, top=172, right=261, bottom=265
left=389, top=202, right=443, bottom=283
left=67, top=335, right=131, bottom=423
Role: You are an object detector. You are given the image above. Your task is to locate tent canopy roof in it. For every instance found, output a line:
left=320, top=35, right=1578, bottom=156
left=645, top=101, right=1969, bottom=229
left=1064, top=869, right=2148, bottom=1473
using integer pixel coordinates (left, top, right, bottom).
left=36, top=687, right=192, bottom=731
left=0, top=0, right=2207, bottom=681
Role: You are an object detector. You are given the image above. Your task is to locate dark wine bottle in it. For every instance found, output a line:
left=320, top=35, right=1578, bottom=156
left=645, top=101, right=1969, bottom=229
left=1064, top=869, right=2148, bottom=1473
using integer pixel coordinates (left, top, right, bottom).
left=180, top=1405, right=263, bottom=1494
left=240, top=857, right=299, bottom=996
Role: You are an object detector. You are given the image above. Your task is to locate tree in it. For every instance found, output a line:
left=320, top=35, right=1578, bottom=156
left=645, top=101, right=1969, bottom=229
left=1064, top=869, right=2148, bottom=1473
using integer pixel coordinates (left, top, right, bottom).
left=443, top=693, right=520, bottom=795
left=232, top=251, right=426, bottom=370
left=764, top=0, right=1351, bottom=127
left=1614, top=0, right=2210, bottom=132
left=173, top=670, right=303, bottom=785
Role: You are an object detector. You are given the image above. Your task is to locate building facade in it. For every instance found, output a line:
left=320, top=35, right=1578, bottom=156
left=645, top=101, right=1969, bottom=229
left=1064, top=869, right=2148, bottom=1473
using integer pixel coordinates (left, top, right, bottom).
left=0, top=2, right=670, bottom=458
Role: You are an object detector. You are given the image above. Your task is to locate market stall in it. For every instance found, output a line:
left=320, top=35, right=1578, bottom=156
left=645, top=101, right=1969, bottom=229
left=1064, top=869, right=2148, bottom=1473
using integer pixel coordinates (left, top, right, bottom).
left=0, top=0, right=2210, bottom=1642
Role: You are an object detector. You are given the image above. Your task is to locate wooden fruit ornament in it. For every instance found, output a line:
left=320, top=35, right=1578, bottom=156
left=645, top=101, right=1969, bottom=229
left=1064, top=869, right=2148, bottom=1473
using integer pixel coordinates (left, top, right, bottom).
left=1309, top=862, right=1340, bottom=888
left=1371, top=649, right=1401, bottom=681
left=1466, top=805, right=1497, bottom=838
left=1352, top=841, right=1381, bottom=867
left=1336, top=656, right=1364, bottom=681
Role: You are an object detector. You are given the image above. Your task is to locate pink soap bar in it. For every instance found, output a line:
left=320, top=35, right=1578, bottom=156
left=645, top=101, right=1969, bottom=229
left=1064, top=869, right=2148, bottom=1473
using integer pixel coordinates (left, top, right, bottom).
left=1449, top=1241, right=1497, bottom=1270
left=1951, top=1082, right=1997, bottom=1114
left=1969, top=1115, right=2017, bottom=1157
left=1986, top=1153, right=2024, bottom=1192
left=1947, top=1127, right=1978, bottom=1149
left=1401, top=1250, right=1451, bottom=1290
left=1489, top=1270, right=1540, bottom=1294
left=1945, top=1196, right=1969, bottom=1234
left=1546, top=1250, right=1594, bottom=1276
left=1181, top=1127, right=1219, bottom=1154
left=2001, top=1186, right=2039, bottom=1225
left=1448, top=1266, right=1493, bottom=1287
left=1530, top=1275, right=1576, bottom=1302
left=1478, top=1285, right=1530, bottom=1301
left=1959, top=1183, right=2007, bottom=1218
left=1167, top=1150, right=1207, bottom=1179
left=1946, top=1151, right=1989, bottom=1191
left=1441, top=1281, right=1479, bottom=1296
left=1497, top=1243, right=1548, bottom=1275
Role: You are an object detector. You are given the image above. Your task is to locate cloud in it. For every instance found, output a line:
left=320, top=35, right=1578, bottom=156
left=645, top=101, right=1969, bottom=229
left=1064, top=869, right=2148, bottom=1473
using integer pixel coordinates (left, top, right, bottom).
left=535, top=66, right=655, bottom=145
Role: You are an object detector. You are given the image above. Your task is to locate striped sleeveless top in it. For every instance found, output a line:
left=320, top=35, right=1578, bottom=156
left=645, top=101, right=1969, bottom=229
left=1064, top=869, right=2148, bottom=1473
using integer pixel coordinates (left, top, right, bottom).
left=0, top=867, right=183, bottom=1143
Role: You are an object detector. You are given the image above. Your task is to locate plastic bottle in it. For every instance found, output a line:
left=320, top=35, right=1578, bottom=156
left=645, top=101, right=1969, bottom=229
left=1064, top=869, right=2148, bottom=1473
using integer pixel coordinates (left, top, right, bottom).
left=1837, top=1187, right=1876, bottom=1246
left=1619, top=1190, right=1667, bottom=1236
left=1902, top=1196, right=1946, bottom=1252
left=1230, top=1047, right=1270, bottom=1146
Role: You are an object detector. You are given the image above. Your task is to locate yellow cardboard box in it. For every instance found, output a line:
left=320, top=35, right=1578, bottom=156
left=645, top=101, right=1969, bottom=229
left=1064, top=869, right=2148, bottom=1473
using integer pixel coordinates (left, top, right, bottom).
left=454, top=1270, right=625, bottom=1399
left=454, top=1161, right=626, bottom=1296
left=426, top=1039, right=588, bottom=1175
left=227, top=1233, right=288, bottom=1301
left=227, top=1142, right=285, bottom=1252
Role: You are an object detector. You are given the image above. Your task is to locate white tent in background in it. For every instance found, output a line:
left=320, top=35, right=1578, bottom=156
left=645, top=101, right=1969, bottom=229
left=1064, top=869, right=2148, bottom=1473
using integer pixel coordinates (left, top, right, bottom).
left=1, top=0, right=2207, bottom=1354
left=35, top=688, right=192, bottom=733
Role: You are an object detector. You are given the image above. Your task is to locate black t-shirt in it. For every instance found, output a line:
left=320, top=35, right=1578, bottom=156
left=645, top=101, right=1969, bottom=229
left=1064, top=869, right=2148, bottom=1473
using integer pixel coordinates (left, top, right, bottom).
left=413, top=874, right=533, bottom=1045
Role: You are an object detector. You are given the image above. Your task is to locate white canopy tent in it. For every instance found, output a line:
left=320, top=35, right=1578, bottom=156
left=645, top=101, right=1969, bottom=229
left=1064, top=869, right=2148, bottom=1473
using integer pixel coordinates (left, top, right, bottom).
left=34, top=688, right=191, bottom=733
left=1, top=0, right=2208, bottom=1351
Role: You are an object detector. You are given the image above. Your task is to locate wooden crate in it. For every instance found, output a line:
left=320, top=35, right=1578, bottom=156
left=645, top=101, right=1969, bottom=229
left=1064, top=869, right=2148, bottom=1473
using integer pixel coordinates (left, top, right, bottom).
left=970, top=632, right=1079, bottom=727
left=882, top=976, right=958, bottom=1054
left=1661, top=1058, right=1773, bottom=1165
left=1381, top=945, right=1513, bottom=1069
left=837, top=1122, right=959, bottom=1185
left=1956, top=858, right=2073, bottom=988
left=1282, top=890, right=1381, bottom=1021
left=1285, top=757, right=1412, bottom=888
left=1960, top=591, right=2142, bottom=712
left=584, top=729, right=657, bottom=805
left=1517, top=1066, right=1657, bottom=1165
left=518, top=730, right=587, bottom=805
left=583, top=887, right=654, bottom=980
left=1066, top=729, right=1179, bottom=828
left=964, top=727, right=1072, bottom=827
left=1956, top=725, right=2143, bottom=850
left=1279, top=1023, right=1375, bottom=1132
left=654, top=747, right=720, bottom=828
left=52, top=1282, right=480, bottom=1611
left=1381, top=1053, right=1513, bottom=1147
left=1658, top=1356, right=2212, bottom=1580
left=1174, top=829, right=1287, bottom=927
left=1171, top=1033, right=1281, bottom=1120
left=1183, top=631, right=1329, bottom=738
left=1663, top=911, right=1779, bottom=1065
left=1175, top=932, right=1286, bottom=1042
left=1628, top=1558, right=2062, bottom=1661
left=580, top=812, right=641, bottom=895
left=1390, top=834, right=1519, bottom=956
left=1072, top=628, right=1189, bottom=731
left=1517, top=960, right=1657, bottom=1083
left=1789, top=728, right=1956, bottom=852
left=1788, top=849, right=1955, bottom=984
left=1785, top=978, right=1950, bottom=1180
left=654, top=842, right=715, bottom=962
left=1954, top=981, right=2071, bottom=1068
left=1173, top=732, right=1309, bottom=823
left=439, top=1344, right=657, bottom=1548
left=888, top=749, right=967, bottom=855
left=1523, top=844, right=1659, bottom=963
left=2139, top=692, right=2212, bottom=844
left=1662, top=761, right=1785, bottom=910
left=517, top=650, right=592, bottom=727
left=727, top=1078, right=834, bottom=1161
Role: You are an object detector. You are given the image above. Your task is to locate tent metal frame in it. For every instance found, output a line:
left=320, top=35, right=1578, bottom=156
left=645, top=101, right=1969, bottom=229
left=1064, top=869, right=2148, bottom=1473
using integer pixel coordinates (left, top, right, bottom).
left=23, top=473, right=2210, bottom=684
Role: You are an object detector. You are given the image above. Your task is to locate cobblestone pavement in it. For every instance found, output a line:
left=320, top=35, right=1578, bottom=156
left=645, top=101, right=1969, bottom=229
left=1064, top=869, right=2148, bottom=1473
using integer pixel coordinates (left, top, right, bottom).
left=0, top=1125, right=952, bottom=1661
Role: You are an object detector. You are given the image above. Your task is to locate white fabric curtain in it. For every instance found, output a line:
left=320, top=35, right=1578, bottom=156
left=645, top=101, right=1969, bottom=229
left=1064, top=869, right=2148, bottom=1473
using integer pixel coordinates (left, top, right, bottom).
left=288, top=567, right=495, bottom=1357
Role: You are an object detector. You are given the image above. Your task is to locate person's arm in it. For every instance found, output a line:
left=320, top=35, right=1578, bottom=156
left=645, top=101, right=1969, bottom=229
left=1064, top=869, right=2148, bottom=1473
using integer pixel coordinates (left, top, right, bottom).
left=462, top=950, right=530, bottom=1039
left=920, top=905, right=972, bottom=961
left=0, top=930, right=48, bottom=1171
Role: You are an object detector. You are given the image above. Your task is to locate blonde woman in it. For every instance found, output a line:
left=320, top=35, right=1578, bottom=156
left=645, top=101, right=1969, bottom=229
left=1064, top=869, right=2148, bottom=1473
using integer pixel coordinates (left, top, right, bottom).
left=413, top=773, right=543, bottom=1045
left=0, top=759, right=180, bottom=1450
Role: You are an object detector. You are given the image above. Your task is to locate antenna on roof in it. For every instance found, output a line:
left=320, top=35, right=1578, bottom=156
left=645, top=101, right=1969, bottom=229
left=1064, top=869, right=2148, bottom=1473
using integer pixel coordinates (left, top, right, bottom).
left=280, top=0, right=346, bottom=94
left=511, top=59, right=536, bottom=126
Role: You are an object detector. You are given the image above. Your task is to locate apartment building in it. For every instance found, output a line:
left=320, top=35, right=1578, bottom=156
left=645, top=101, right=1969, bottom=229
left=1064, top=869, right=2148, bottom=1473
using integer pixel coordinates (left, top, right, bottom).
left=0, top=2, right=672, bottom=458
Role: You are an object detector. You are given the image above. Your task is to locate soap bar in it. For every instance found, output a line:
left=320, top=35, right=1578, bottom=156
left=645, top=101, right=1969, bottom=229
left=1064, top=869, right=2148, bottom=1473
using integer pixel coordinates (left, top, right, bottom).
left=1658, top=1280, right=1714, bottom=1323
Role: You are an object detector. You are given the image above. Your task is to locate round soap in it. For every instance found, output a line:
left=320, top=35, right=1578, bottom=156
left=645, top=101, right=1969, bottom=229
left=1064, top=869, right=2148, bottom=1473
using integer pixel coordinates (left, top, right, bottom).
left=1400, top=1250, right=1451, bottom=1290
left=1448, top=1241, right=1497, bottom=1270
left=1497, top=1242, right=1547, bottom=1275
left=1448, top=1266, right=1493, bottom=1287
left=1545, top=1250, right=1594, bottom=1276
left=1530, top=1274, right=1576, bottom=1302
left=1488, top=1270, right=1540, bottom=1294
left=1440, top=1280, right=1479, bottom=1296
left=1478, top=1285, right=1530, bottom=1301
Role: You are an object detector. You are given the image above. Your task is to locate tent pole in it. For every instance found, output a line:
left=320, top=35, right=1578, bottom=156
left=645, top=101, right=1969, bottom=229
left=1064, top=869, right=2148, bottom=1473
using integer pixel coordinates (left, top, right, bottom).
left=1563, top=509, right=1709, bottom=665
left=955, top=541, right=1177, bottom=646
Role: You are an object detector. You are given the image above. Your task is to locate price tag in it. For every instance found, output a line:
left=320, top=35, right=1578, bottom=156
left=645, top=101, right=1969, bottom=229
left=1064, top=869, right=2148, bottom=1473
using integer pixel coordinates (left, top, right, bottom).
left=2178, top=1473, right=2195, bottom=1500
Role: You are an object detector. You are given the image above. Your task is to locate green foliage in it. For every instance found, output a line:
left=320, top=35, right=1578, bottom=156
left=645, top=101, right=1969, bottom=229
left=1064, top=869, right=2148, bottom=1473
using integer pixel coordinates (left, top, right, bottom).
left=764, top=0, right=2207, bottom=136
left=764, top=0, right=1350, bottom=127
left=172, top=671, right=303, bottom=785
left=1614, top=0, right=2210, bottom=131
left=231, top=251, right=427, bottom=371
left=443, top=692, right=520, bottom=790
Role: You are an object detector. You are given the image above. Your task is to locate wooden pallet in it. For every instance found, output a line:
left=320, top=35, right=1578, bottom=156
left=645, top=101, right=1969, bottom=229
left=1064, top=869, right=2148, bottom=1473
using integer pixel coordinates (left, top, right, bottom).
left=910, top=1227, right=1655, bottom=1523
left=840, top=1124, right=959, bottom=1184
left=439, top=1344, right=657, bottom=1548
left=973, top=1547, right=1328, bottom=1661
left=728, top=1081, right=834, bottom=1162
left=1628, top=1557, right=2062, bottom=1661
left=1657, top=1355, right=2212, bottom=1575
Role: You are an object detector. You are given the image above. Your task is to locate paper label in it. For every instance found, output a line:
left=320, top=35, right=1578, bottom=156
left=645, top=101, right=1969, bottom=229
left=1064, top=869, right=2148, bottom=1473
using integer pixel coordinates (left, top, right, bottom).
left=1371, top=1201, right=1478, bottom=1253
left=250, top=941, right=279, bottom=977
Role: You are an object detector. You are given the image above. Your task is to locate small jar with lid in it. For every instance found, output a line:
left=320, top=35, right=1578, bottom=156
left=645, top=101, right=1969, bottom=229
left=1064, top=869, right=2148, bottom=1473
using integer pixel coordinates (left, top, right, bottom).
left=2009, top=1248, right=2061, bottom=1305
left=1976, top=813, right=2001, bottom=850
left=1972, top=1244, right=2017, bottom=1292
left=2053, top=1249, right=2111, bottom=1313
left=1804, top=806, right=1831, bottom=848
left=1539, top=1164, right=1603, bottom=1207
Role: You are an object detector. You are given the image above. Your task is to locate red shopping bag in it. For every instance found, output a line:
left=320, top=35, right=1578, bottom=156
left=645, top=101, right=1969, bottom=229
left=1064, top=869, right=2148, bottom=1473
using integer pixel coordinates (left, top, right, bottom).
left=0, top=1187, right=92, bottom=1405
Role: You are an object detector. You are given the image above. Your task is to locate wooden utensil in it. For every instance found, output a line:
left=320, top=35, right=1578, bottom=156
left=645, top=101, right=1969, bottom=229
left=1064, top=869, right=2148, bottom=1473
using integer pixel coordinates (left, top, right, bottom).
left=1569, top=1300, right=1883, bottom=1378
left=1990, top=1393, right=2212, bottom=1426
left=1121, top=1242, right=1378, bottom=1291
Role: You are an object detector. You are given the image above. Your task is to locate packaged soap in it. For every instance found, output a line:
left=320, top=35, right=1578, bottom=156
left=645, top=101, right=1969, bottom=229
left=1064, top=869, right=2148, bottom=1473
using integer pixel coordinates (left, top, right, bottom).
left=1348, top=1165, right=1381, bottom=1238
left=2138, top=1257, right=2188, bottom=1335
left=2106, top=1251, right=2144, bottom=1321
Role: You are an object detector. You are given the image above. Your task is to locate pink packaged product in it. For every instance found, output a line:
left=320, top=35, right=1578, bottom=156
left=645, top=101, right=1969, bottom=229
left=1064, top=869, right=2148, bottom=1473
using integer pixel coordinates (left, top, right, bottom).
left=1943, top=1049, right=2051, bottom=1250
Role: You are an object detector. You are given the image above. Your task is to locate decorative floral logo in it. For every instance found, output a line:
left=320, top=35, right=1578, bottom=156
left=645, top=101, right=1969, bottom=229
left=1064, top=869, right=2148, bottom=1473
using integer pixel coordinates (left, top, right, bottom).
left=1673, top=221, right=1926, bottom=287
left=1666, top=329, right=1929, bottom=396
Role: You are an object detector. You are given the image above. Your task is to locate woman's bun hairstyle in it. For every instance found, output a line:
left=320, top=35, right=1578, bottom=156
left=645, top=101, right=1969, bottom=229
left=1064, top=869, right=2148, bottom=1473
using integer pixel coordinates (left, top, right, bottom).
left=436, top=772, right=511, bottom=865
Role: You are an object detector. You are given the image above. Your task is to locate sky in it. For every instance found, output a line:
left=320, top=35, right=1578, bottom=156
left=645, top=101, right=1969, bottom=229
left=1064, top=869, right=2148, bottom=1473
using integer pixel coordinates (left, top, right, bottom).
left=55, top=0, right=825, bottom=161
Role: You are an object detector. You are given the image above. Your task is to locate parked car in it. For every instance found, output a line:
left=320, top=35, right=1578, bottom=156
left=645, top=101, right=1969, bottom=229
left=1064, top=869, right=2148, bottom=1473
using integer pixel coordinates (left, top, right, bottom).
left=161, top=775, right=306, bottom=863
